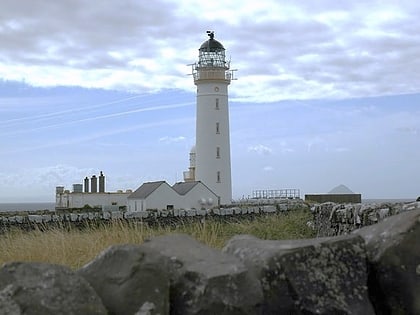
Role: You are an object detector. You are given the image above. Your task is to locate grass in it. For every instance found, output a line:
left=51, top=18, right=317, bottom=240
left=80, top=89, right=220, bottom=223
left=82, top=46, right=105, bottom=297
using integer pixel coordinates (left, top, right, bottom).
left=0, top=209, right=315, bottom=270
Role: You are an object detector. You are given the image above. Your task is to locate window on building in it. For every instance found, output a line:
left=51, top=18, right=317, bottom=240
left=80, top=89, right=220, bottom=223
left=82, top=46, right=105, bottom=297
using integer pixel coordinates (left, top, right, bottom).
left=215, top=98, right=219, bottom=110
left=216, top=146, right=220, bottom=158
left=217, top=171, right=221, bottom=183
left=216, top=122, right=220, bottom=134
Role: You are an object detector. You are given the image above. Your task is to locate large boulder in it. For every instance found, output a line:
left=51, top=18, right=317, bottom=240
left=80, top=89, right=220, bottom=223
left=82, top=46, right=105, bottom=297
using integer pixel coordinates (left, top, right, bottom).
left=0, top=262, right=106, bottom=315
left=0, top=285, right=21, bottom=315
left=354, top=208, right=420, bottom=314
left=223, top=234, right=375, bottom=314
left=77, top=244, right=170, bottom=315
left=142, top=233, right=263, bottom=315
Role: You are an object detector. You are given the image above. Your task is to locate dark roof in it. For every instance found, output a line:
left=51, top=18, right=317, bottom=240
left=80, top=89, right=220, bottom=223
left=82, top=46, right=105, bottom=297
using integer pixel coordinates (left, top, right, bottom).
left=128, top=181, right=165, bottom=199
left=172, top=181, right=200, bottom=195
left=199, top=38, right=225, bottom=52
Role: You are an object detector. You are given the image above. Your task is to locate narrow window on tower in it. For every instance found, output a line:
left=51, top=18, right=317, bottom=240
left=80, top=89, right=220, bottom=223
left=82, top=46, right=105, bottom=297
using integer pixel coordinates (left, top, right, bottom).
left=216, top=122, right=220, bottom=134
left=216, top=146, right=220, bottom=159
left=215, top=98, right=219, bottom=110
left=217, top=171, right=221, bottom=183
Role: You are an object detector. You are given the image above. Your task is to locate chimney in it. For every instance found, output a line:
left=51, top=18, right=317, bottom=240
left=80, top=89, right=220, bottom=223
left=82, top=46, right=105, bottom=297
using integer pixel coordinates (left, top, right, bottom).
left=84, top=176, right=89, bottom=193
left=91, top=175, right=97, bottom=193
left=99, top=171, right=105, bottom=193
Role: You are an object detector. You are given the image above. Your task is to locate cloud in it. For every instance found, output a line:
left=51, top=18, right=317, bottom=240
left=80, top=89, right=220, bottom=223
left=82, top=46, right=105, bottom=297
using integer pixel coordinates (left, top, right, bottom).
left=396, top=127, right=419, bottom=135
left=159, top=136, right=186, bottom=143
left=0, top=101, right=193, bottom=137
left=333, top=147, right=350, bottom=153
left=248, top=144, right=273, bottom=155
left=263, top=166, right=274, bottom=172
left=0, top=164, right=96, bottom=202
left=1, top=1, right=420, bottom=101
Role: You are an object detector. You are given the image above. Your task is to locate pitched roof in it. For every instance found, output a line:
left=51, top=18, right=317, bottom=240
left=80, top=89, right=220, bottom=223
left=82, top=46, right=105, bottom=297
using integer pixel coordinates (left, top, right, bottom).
left=172, top=181, right=200, bottom=195
left=128, top=181, right=166, bottom=199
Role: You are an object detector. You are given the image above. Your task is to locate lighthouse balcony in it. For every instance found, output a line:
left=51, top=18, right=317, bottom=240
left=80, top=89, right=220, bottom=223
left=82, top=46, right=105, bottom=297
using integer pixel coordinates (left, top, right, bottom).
left=193, top=69, right=231, bottom=83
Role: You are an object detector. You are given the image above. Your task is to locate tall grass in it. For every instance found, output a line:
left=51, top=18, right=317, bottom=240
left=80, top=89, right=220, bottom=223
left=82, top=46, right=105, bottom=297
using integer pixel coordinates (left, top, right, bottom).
left=0, top=210, right=314, bottom=270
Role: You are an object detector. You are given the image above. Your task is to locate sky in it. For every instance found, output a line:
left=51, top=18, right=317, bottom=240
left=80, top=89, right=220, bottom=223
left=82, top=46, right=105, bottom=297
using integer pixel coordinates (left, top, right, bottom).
left=1, top=0, right=419, bottom=202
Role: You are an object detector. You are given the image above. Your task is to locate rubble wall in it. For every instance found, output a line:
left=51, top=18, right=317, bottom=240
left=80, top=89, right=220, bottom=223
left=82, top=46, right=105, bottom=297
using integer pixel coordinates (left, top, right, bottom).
left=311, top=200, right=420, bottom=237
left=1, top=205, right=419, bottom=314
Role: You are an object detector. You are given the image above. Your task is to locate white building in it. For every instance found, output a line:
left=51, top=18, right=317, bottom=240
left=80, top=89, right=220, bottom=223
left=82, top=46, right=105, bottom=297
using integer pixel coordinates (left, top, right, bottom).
left=55, top=172, right=131, bottom=210
left=55, top=190, right=131, bottom=210
left=172, top=181, right=218, bottom=210
left=127, top=181, right=179, bottom=212
left=184, top=31, right=234, bottom=205
left=127, top=181, right=218, bottom=212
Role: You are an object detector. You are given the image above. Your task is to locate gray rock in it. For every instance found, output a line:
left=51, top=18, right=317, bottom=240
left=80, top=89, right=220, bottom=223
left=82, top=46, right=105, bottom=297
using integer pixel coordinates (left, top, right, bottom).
left=354, top=208, right=420, bottom=314
left=77, top=244, right=170, bottom=315
left=0, top=285, right=22, bottom=315
left=142, top=233, right=263, bottom=315
left=223, top=234, right=375, bottom=314
left=0, top=262, right=106, bottom=315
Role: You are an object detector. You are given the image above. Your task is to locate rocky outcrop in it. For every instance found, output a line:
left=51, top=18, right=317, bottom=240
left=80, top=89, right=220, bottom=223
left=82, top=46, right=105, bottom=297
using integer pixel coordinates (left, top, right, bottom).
left=354, top=209, right=420, bottom=314
left=77, top=244, right=170, bottom=315
left=0, top=262, right=106, bottom=315
left=142, top=234, right=264, bottom=315
left=223, top=234, right=374, bottom=314
left=0, top=207, right=418, bottom=314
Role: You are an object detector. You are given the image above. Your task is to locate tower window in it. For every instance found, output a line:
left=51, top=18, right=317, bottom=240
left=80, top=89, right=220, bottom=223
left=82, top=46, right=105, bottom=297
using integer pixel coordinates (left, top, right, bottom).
left=216, top=122, right=220, bottom=134
left=217, top=171, right=221, bottom=183
left=215, top=98, right=219, bottom=110
left=216, top=147, right=220, bottom=158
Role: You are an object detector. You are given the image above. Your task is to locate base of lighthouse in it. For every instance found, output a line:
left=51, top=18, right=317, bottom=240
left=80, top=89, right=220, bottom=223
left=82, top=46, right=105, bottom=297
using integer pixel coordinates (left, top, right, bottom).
left=195, top=81, right=232, bottom=205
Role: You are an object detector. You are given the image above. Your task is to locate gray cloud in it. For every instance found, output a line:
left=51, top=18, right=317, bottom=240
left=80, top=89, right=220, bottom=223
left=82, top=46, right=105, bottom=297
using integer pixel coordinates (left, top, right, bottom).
left=1, top=0, right=420, bottom=100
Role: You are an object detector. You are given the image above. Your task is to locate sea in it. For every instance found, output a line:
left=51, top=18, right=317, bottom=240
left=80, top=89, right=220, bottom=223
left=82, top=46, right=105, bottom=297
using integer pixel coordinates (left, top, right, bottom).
left=0, top=199, right=416, bottom=213
left=0, top=202, right=56, bottom=213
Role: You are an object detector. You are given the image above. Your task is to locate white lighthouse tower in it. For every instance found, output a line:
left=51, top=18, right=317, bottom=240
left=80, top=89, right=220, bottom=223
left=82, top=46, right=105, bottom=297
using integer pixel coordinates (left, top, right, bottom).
left=186, top=31, right=234, bottom=205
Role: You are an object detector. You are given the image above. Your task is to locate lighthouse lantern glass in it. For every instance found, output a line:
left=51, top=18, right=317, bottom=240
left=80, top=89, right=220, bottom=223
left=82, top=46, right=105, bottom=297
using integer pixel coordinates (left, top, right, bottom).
left=198, top=50, right=226, bottom=68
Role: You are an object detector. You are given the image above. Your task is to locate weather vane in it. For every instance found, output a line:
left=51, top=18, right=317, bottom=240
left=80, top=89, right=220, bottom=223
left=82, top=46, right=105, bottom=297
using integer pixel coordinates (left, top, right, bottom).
left=206, top=30, right=214, bottom=39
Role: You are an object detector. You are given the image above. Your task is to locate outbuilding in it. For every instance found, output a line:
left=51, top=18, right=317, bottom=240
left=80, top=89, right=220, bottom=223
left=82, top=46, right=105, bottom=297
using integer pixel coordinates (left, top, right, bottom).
left=172, top=181, right=218, bottom=209
left=127, top=181, right=179, bottom=212
left=127, top=180, right=218, bottom=212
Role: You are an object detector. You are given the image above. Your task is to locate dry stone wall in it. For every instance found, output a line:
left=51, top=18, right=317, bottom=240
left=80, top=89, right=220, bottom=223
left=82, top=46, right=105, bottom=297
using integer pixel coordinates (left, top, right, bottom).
left=0, top=206, right=419, bottom=314
left=0, top=199, right=306, bottom=234
left=311, top=200, right=420, bottom=237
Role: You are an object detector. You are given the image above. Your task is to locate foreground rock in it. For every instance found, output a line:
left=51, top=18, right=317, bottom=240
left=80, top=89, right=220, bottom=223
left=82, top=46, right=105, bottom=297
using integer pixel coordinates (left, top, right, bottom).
left=78, top=244, right=170, bottom=315
left=0, top=262, right=106, bottom=315
left=223, top=234, right=375, bottom=314
left=142, top=233, right=263, bottom=315
left=1, top=207, right=418, bottom=314
left=354, top=208, right=420, bottom=314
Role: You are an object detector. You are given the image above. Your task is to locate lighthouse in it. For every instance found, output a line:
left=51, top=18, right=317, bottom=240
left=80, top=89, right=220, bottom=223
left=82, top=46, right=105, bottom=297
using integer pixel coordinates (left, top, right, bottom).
left=185, top=31, right=234, bottom=205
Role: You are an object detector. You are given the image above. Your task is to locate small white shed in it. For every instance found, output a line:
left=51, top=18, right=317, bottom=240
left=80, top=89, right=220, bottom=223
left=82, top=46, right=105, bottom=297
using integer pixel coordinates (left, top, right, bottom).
left=172, top=181, right=218, bottom=209
left=127, top=181, right=180, bottom=212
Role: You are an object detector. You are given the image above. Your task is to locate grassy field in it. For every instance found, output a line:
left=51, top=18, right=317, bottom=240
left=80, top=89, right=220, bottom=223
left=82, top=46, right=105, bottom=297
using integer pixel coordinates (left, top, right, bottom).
left=0, top=209, right=315, bottom=269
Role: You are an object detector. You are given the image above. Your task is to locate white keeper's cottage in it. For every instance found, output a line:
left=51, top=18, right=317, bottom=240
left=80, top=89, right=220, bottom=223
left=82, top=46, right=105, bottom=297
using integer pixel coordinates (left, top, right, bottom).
left=127, top=181, right=218, bottom=212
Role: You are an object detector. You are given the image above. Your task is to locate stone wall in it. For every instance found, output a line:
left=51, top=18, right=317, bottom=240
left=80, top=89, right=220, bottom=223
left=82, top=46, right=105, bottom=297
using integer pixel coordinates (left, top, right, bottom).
left=0, top=199, right=307, bottom=234
left=305, top=193, right=362, bottom=204
left=1, top=206, right=419, bottom=314
left=311, top=200, right=420, bottom=237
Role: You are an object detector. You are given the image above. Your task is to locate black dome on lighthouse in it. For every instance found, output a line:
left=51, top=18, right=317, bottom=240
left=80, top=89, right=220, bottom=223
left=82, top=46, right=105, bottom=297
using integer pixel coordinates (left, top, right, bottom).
left=199, top=31, right=225, bottom=51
